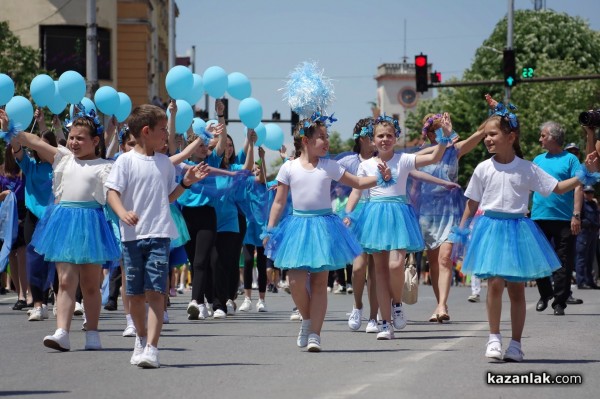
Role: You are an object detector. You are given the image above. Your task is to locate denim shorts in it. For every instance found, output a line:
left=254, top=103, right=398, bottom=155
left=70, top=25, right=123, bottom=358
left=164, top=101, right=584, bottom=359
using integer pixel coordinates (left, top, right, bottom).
left=123, top=238, right=170, bottom=295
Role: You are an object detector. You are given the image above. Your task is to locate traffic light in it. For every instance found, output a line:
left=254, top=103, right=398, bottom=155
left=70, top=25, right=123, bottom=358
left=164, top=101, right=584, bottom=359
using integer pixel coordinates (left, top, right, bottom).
left=415, top=53, right=428, bottom=93
left=503, top=49, right=516, bottom=87
left=430, top=71, right=442, bottom=84
left=220, top=97, right=229, bottom=124
left=291, top=110, right=300, bottom=135
left=272, top=110, right=281, bottom=120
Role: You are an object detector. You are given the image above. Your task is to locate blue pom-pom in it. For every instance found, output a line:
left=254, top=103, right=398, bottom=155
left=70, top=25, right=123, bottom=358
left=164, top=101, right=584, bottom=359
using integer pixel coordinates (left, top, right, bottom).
left=259, top=226, right=278, bottom=240
left=0, top=120, right=21, bottom=144
left=434, top=127, right=457, bottom=145
left=283, top=61, right=335, bottom=118
left=575, top=164, right=600, bottom=186
left=448, top=224, right=471, bottom=262
left=377, top=171, right=397, bottom=188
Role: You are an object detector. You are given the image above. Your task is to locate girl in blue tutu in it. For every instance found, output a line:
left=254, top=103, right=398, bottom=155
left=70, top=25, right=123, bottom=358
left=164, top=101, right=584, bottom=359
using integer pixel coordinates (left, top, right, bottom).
left=455, top=97, right=593, bottom=362
left=263, top=117, right=391, bottom=352
left=345, top=115, right=452, bottom=340
left=13, top=111, right=120, bottom=352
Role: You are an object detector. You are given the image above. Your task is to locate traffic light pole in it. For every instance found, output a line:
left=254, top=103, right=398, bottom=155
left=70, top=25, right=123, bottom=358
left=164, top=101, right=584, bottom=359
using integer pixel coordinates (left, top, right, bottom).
left=505, top=0, right=514, bottom=102
left=429, top=74, right=600, bottom=89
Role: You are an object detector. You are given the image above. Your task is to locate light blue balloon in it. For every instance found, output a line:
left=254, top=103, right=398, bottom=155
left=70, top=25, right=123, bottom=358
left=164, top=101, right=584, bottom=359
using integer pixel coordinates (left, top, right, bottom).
left=5, top=96, right=34, bottom=129
left=69, top=97, right=97, bottom=119
left=192, top=117, right=207, bottom=135
left=166, top=65, right=193, bottom=100
left=94, top=86, right=120, bottom=116
left=264, top=123, right=284, bottom=151
left=227, top=72, right=252, bottom=100
left=30, top=74, right=55, bottom=107
left=238, top=97, right=262, bottom=129
left=115, top=92, right=132, bottom=122
left=0, top=73, right=15, bottom=106
left=183, top=74, right=204, bottom=105
left=47, top=82, right=67, bottom=115
left=203, top=66, right=228, bottom=98
left=166, top=99, right=193, bottom=134
left=253, top=123, right=266, bottom=147
left=58, top=70, right=86, bottom=104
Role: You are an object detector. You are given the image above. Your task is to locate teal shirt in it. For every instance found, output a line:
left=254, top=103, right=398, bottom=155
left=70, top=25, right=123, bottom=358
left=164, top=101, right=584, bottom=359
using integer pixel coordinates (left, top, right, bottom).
left=15, top=155, right=54, bottom=218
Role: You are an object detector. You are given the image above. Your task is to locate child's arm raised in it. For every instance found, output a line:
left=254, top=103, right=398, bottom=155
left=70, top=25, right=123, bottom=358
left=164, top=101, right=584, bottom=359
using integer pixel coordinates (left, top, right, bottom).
left=167, top=100, right=178, bottom=156
left=14, top=131, right=58, bottom=164
left=168, top=163, right=210, bottom=203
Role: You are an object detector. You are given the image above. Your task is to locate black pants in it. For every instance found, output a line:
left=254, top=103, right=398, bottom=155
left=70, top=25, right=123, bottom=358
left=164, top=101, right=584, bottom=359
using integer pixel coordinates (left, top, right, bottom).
left=328, top=265, right=353, bottom=288
left=107, top=266, right=122, bottom=303
left=182, top=206, right=217, bottom=304
left=534, top=220, right=575, bottom=308
left=243, top=244, right=267, bottom=292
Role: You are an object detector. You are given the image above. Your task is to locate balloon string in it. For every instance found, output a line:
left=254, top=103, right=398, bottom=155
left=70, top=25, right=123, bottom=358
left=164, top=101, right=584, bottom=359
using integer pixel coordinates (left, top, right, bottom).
left=30, top=119, right=37, bottom=134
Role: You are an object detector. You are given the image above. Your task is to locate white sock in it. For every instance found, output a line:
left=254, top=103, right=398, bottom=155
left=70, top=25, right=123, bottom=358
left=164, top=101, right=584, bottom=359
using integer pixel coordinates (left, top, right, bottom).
left=125, top=314, right=133, bottom=326
left=301, top=319, right=311, bottom=328
left=489, top=333, right=502, bottom=343
left=508, top=339, right=521, bottom=349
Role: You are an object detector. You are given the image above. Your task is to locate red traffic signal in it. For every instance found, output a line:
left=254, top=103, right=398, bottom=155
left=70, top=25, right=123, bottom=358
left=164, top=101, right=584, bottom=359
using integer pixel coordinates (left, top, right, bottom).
left=415, top=53, right=428, bottom=93
left=415, top=55, right=427, bottom=68
left=431, top=71, right=442, bottom=84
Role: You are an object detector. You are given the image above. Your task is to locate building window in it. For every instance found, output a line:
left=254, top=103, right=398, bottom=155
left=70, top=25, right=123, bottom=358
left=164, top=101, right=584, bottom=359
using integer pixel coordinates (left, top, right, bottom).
left=40, top=25, right=111, bottom=80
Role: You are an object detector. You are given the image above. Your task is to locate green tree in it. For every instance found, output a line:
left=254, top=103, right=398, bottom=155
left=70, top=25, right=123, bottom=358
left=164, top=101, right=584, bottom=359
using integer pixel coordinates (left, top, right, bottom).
left=406, top=10, right=600, bottom=186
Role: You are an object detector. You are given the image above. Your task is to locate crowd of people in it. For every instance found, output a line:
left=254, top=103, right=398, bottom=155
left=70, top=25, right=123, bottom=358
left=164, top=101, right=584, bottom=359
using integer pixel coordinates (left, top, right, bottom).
left=1, top=92, right=599, bottom=368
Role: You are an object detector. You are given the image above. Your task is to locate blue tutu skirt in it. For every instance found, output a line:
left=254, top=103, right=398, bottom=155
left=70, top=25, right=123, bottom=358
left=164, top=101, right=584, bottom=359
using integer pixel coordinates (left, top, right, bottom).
left=418, top=188, right=466, bottom=249
left=265, top=209, right=361, bottom=273
left=31, top=201, right=121, bottom=265
left=170, top=203, right=190, bottom=249
left=461, top=211, right=561, bottom=282
left=353, top=196, right=424, bottom=253
left=169, top=245, right=188, bottom=269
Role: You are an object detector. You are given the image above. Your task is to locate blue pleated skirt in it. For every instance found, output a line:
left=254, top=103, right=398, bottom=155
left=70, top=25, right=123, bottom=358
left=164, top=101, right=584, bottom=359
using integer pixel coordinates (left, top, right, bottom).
left=31, top=201, right=121, bottom=265
left=265, top=209, right=362, bottom=273
left=353, top=196, right=425, bottom=253
left=170, top=203, right=190, bottom=249
left=461, top=211, right=561, bottom=282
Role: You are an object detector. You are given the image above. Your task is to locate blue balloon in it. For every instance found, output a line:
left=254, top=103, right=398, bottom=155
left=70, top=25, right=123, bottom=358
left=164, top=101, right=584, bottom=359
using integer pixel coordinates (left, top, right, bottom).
left=192, top=117, right=207, bottom=135
left=30, top=74, right=55, bottom=107
left=94, top=86, right=120, bottom=116
left=227, top=72, right=252, bottom=100
left=166, top=99, right=193, bottom=134
left=115, top=92, right=132, bottom=122
left=252, top=123, right=266, bottom=147
left=264, top=123, right=284, bottom=151
left=47, top=82, right=67, bottom=115
left=238, top=97, right=262, bottom=129
left=0, top=73, right=15, bottom=106
left=183, top=74, right=204, bottom=105
left=166, top=66, right=193, bottom=100
left=203, top=66, right=228, bottom=98
left=69, top=97, right=97, bottom=119
left=5, top=96, right=34, bottom=129
left=58, top=70, right=86, bottom=104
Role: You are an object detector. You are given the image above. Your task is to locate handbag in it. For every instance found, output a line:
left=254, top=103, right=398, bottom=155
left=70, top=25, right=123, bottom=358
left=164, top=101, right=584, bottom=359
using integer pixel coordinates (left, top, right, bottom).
left=402, top=254, right=419, bottom=305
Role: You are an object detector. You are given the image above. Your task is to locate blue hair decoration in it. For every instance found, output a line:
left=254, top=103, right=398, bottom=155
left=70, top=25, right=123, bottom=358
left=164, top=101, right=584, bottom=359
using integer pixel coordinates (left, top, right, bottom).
left=373, top=114, right=402, bottom=137
left=354, top=123, right=374, bottom=140
left=283, top=61, right=335, bottom=118
left=0, top=120, right=21, bottom=144
left=118, top=124, right=129, bottom=145
left=64, top=103, right=104, bottom=136
left=298, top=112, right=338, bottom=137
left=490, top=102, right=519, bottom=129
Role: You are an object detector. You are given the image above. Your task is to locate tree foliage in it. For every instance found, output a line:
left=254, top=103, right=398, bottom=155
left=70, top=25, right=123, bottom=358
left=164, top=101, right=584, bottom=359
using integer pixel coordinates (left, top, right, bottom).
left=405, top=10, right=600, bottom=186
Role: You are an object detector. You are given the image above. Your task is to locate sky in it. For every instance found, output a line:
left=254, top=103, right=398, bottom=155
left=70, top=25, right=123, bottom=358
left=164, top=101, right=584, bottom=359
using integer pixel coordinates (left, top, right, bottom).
left=174, top=0, right=600, bottom=163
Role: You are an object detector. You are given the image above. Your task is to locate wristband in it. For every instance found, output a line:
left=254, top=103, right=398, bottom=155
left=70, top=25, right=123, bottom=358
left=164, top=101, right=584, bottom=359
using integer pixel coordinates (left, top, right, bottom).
left=180, top=180, right=192, bottom=189
left=13, top=146, right=22, bottom=154
left=217, top=114, right=224, bottom=118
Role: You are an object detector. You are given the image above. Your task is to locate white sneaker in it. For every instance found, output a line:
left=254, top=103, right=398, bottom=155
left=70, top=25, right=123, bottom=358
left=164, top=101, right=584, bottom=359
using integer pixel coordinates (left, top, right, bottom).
left=256, top=299, right=267, bottom=312
left=239, top=297, right=252, bottom=312
left=163, top=311, right=170, bottom=324
left=503, top=344, right=524, bottom=362
left=290, top=308, right=302, bottom=321
left=85, top=330, right=102, bottom=350
left=297, top=321, right=311, bottom=348
left=43, top=328, right=70, bottom=351
left=365, top=319, right=379, bottom=333
left=213, top=309, right=227, bottom=319
left=177, top=284, right=185, bottom=295
left=207, top=303, right=214, bottom=318
left=138, top=345, right=160, bottom=368
left=346, top=284, right=353, bottom=294
left=348, top=307, right=362, bottom=331
left=226, top=299, right=236, bottom=315
left=376, top=323, right=394, bottom=340
left=333, top=285, right=346, bottom=294
left=307, top=333, right=321, bottom=352
left=468, top=294, right=480, bottom=303
left=485, top=340, right=503, bottom=360
left=122, top=324, right=137, bottom=337
left=74, top=302, right=84, bottom=316
left=198, top=303, right=208, bottom=320
left=81, top=314, right=87, bottom=331
left=52, top=305, right=57, bottom=317
left=392, top=303, right=407, bottom=330
left=42, top=304, right=49, bottom=319
left=187, top=302, right=200, bottom=320
left=28, top=306, right=44, bottom=321
left=130, top=336, right=146, bottom=365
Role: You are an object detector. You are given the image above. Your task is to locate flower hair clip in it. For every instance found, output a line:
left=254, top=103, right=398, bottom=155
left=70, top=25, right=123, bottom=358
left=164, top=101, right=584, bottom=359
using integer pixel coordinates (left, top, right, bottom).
left=490, top=101, right=519, bottom=129
left=421, top=114, right=442, bottom=138
left=0, top=120, right=21, bottom=144
left=374, top=114, right=401, bottom=137
left=64, top=104, right=104, bottom=136
left=353, top=123, right=373, bottom=140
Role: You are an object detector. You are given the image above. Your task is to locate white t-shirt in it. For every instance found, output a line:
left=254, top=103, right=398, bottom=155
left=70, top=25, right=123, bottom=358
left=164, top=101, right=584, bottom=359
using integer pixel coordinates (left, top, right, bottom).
left=465, top=156, right=558, bottom=214
left=105, top=150, right=179, bottom=241
left=358, top=153, right=416, bottom=197
left=52, top=146, right=113, bottom=204
left=277, top=158, right=345, bottom=211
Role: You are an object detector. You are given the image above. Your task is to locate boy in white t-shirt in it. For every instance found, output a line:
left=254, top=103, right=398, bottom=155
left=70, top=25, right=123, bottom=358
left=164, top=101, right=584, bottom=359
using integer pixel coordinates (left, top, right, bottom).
left=106, top=104, right=208, bottom=368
